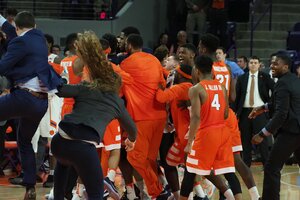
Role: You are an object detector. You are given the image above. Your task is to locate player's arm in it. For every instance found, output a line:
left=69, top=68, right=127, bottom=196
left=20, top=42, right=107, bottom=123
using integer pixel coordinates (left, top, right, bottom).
left=185, top=84, right=202, bottom=153
left=222, top=85, right=229, bottom=119
left=226, top=64, right=236, bottom=103
left=73, top=57, right=84, bottom=77
left=53, top=56, right=62, bottom=65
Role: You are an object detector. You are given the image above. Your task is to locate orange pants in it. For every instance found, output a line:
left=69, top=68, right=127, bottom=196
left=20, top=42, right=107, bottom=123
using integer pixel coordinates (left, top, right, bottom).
left=127, top=119, right=166, bottom=197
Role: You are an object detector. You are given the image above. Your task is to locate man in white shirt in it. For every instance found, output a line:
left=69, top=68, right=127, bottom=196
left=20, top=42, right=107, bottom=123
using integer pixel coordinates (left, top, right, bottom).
left=234, top=56, right=275, bottom=168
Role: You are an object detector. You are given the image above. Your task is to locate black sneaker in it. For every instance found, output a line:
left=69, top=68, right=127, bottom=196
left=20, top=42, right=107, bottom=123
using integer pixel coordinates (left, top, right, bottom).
left=24, top=187, right=36, bottom=200
left=156, top=189, right=173, bottom=200
left=43, top=174, right=54, bottom=188
left=193, top=195, right=209, bottom=200
left=104, top=177, right=120, bottom=200
left=9, top=172, right=24, bottom=185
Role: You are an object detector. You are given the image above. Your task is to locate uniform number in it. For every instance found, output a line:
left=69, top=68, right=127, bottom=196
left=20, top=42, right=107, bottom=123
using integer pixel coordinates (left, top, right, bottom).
left=216, top=74, right=229, bottom=90
left=211, top=94, right=220, bottom=110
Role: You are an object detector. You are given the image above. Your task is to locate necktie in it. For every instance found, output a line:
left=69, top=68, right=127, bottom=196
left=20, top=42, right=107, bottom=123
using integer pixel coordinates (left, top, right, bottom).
left=249, top=74, right=255, bottom=107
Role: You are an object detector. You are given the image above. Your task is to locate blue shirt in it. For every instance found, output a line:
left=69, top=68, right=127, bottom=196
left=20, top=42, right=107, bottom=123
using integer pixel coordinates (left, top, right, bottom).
left=226, top=60, right=244, bottom=78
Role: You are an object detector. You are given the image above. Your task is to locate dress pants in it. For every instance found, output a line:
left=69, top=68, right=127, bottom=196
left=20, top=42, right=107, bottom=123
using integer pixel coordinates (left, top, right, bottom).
left=0, top=89, right=47, bottom=187
left=238, top=108, right=270, bottom=167
left=262, top=131, right=300, bottom=200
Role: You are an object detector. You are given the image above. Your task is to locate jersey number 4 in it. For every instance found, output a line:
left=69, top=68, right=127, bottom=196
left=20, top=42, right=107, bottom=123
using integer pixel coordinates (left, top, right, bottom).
left=211, top=94, right=221, bottom=110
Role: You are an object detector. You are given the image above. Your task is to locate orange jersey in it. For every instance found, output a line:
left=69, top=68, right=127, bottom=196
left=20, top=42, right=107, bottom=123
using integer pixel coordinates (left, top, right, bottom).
left=212, top=61, right=231, bottom=95
left=60, top=55, right=82, bottom=105
left=199, top=80, right=226, bottom=129
left=120, top=52, right=166, bottom=121
left=156, top=82, right=192, bottom=143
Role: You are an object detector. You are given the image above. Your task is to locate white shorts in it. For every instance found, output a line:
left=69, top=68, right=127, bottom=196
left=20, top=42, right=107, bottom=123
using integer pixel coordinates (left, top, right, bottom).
left=32, top=94, right=62, bottom=153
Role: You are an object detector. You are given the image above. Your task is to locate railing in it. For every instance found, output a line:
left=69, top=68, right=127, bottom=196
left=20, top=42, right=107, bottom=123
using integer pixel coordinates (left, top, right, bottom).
left=249, top=0, right=273, bottom=56
left=2, top=0, right=133, bottom=20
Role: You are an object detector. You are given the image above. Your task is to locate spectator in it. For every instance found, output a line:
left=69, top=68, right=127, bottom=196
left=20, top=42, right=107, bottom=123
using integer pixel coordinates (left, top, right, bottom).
left=154, top=33, right=170, bottom=51
left=185, top=0, right=208, bottom=45
left=154, top=45, right=169, bottom=66
left=102, top=33, right=119, bottom=65
left=51, top=44, right=61, bottom=56
left=237, top=55, right=248, bottom=73
left=170, top=30, right=187, bottom=55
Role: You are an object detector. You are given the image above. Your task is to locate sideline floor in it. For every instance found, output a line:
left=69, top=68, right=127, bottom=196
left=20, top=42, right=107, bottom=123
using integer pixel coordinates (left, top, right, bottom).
left=0, top=165, right=299, bottom=200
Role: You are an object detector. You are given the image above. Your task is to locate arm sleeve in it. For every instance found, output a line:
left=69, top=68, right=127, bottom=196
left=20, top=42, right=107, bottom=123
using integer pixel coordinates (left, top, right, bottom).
left=264, top=82, right=289, bottom=134
left=112, top=64, right=133, bottom=85
left=156, top=85, right=183, bottom=103
left=0, top=39, right=27, bottom=75
left=56, top=84, right=81, bottom=98
left=118, top=104, right=137, bottom=142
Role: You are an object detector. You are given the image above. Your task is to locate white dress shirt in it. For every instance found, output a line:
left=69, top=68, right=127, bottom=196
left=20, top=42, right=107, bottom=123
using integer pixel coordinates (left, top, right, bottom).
left=243, top=71, right=265, bottom=108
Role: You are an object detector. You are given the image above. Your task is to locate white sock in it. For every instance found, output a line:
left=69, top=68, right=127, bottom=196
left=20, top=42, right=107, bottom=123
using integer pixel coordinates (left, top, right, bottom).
left=193, top=184, right=206, bottom=198
left=249, top=186, right=260, bottom=200
left=224, top=189, right=235, bottom=200
left=126, top=185, right=137, bottom=199
left=136, top=180, right=151, bottom=199
left=49, top=170, right=54, bottom=176
left=107, top=169, right=116, bottom=182
left=159, top=174, right=168, bottom=187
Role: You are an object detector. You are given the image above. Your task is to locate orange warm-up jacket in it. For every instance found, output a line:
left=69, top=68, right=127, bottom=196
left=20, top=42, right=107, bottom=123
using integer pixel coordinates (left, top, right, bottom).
left=120, top=52, right=166, bottom=121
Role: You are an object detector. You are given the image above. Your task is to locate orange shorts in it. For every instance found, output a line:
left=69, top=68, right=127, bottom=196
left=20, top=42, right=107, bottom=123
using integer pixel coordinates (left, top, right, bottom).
left=186, top=125, right=235, bottom=176
left=99, top=120, right=121, bottom=151
left=61, top=103, right=74, bottom=119
left=225, top=109, right=242, bottom=153
left=166, top=137, right=187, bottom=166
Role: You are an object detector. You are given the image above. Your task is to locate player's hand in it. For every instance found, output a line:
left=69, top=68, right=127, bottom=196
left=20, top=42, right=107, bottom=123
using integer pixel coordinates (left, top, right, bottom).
left=184, top=142, right=192, bottom=154
left=125, top=138, right=135, bottom=152
left=251, top=134, right=264, bottom=144
left=158, top=83, right=165, bottom=90
left=248, top=106, right=265, bottom=119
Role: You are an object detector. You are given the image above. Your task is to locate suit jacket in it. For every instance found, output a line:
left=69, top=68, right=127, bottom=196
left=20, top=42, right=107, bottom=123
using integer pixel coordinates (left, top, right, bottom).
left=235, top=71, right=274, bottom=118
left=265, top=72, right=300, bottom=135
left=0, top=21, right=61, bottom=90
left=57, top=83, right=137, bottom=142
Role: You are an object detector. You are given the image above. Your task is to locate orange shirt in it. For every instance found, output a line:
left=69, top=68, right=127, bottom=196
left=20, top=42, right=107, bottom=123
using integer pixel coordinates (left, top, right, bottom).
left=156, top=82, right=192, bottom=142
left=60, top=55, right=82, bottom=105
left=212, top=61, right=231, bottom=96
left=199, top=80, right=226, bottom=129
left=120, top=52, right=166, bottom=121
left=48, top=53, right=63, bottom=74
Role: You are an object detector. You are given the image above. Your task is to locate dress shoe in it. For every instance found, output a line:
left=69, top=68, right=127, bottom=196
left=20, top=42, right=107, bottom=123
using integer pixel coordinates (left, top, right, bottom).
left=24, top=187, right=36, bottom=200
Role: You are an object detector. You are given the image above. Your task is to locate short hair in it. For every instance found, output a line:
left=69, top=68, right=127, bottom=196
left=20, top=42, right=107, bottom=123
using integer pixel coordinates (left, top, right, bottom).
left=154, top=45, right=169, bottom=62
left=180, top=43, right=197, bottom=55
left=126, top=34, right=143, bottom=49
left=276, top=53, right=292, bottom=69
left=200, top=34, right=220, bottom=54
left=44, top=34, right=54, bottom=45
left=249, top=56, right=260, bottom=62
left=65, top=33, right=78, bottom=49
left=99, top=38, right=110, bottom=50
left=121, top=26, right=140, bottom=37
left=195, top=55, right=213, bottom=74
left=102, top=33, right=118, bottom=53
left=216, top=47, right=226, bottom=54
left=52, top=44, right=60, bottom=50
left=15, top=11, right=35, bottom=29
left=238, top=55, right=248, bottom=62
left=6, top=8, right=18, bottom=16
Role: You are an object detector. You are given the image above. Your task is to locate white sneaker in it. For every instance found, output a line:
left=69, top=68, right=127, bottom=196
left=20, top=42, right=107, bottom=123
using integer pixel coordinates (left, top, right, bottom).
left=45, top=188, right=54, bottom=200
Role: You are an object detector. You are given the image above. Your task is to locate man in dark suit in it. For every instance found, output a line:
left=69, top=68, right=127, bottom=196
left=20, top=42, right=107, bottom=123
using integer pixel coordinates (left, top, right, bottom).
left=250, top=54, right=300, bottom=200
left=0, top=11, right=61, bottom=199
left=235, top=56, right=274, bottom=167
